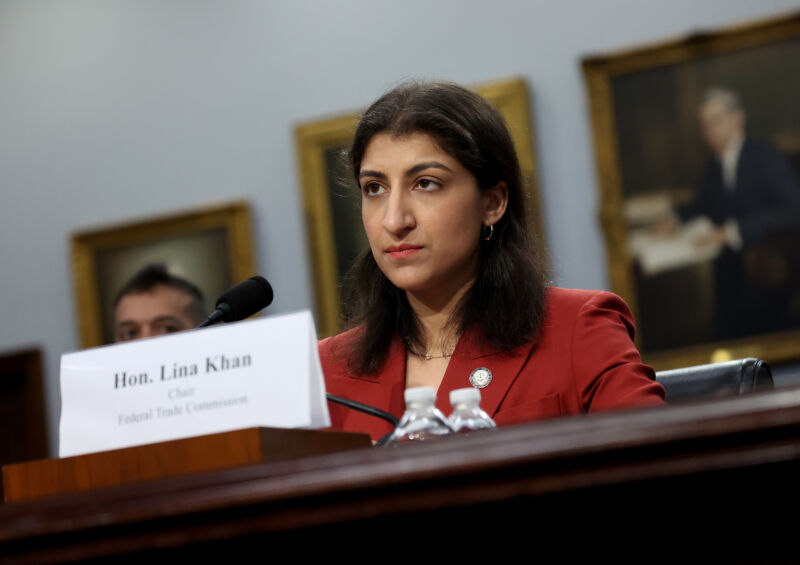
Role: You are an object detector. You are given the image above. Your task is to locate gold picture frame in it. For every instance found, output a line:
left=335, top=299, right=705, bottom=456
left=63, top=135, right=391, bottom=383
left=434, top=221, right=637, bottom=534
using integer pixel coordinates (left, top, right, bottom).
left=583, top=11, right=800, bottom=369
left=296, top=77, right=545, bottom=338
left=71, top=201, right=256, bottom=348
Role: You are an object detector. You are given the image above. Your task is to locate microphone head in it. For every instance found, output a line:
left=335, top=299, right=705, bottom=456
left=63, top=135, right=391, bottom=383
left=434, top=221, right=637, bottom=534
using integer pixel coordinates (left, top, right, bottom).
left=215, top=276, right=274, bottom=322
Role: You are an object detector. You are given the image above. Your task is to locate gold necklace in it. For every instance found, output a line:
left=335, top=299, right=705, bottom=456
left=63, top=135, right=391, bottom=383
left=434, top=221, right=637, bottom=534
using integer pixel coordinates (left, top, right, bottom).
left=419, top=351, right=453, bottom=361
left=405, top=342, right=454, bottom=361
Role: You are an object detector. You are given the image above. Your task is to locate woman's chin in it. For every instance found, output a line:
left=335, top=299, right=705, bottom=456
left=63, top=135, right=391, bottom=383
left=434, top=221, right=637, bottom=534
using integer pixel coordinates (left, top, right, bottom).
left=388, top=278, right=427, bottom=293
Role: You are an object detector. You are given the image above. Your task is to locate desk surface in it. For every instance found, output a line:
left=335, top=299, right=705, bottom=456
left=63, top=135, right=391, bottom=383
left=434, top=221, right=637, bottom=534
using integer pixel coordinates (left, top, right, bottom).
left=3, top=387, right=800, bottom=561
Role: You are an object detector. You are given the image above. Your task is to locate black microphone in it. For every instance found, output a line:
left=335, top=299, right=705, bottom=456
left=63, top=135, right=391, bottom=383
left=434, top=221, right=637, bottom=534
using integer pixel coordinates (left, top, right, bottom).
left=325, top=394, right=399, bottom=427
left=197, top=276, right=274, bottom=328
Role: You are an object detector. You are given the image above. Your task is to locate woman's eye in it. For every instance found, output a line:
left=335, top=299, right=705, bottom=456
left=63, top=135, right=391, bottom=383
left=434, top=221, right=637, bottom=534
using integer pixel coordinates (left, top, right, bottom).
left=415, top=178, right=441, bottom=191
left=362, top=182, right=385, bottom=196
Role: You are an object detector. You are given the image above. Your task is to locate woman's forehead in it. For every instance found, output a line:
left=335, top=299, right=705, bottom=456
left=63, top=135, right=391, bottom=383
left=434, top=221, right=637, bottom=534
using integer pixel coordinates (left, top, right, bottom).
left=361, top=132, right=457, bottom=169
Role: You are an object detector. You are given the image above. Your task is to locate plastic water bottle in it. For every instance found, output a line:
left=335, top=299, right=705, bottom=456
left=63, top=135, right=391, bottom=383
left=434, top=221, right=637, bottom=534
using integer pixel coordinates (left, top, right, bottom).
left=385, top=387, right=453, bottom=445
left=448, top=388, right=496, bottom=432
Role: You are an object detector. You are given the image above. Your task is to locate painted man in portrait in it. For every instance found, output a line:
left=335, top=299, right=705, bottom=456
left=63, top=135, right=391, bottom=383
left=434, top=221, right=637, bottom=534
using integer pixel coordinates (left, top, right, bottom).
left=674, top=87, right=800, bottom=339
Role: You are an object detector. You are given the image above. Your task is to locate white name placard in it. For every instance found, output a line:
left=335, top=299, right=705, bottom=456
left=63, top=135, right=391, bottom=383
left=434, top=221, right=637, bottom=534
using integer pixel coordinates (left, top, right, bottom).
left=59, top=310, right=330, bottom=457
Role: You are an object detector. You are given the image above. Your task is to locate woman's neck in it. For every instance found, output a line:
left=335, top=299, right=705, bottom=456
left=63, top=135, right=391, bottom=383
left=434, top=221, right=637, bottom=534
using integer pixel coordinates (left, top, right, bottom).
left=405, top=276, right=476, bottom=355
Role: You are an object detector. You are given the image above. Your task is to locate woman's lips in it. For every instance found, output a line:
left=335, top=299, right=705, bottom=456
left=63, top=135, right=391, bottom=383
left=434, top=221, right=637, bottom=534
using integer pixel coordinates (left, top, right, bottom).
left=386, top=244, right=423, bottom=259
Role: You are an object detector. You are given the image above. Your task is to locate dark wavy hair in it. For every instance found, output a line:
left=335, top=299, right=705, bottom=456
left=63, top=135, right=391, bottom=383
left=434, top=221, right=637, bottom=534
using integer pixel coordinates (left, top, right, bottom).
left=341, top=81, right=548, bottom=374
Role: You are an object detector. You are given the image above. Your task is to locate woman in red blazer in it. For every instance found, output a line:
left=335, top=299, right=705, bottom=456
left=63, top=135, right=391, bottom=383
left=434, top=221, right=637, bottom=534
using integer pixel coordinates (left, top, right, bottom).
left=320, top=82, right=664, bottom=442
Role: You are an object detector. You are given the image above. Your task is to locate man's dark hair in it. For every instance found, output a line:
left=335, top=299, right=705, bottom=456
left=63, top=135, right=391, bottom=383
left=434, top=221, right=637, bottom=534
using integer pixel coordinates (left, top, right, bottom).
left=341, top=80, right=549, bottom=375
left=114, top=263, right=207, bottom=324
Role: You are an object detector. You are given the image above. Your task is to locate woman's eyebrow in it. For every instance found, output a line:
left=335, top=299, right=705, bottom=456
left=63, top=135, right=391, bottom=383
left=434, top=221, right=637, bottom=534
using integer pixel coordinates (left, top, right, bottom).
left=359, top=161, right=453, bottom=180
left=405, top=161, right=453, bottom=176
left=359, top=169, right=387, bottom=180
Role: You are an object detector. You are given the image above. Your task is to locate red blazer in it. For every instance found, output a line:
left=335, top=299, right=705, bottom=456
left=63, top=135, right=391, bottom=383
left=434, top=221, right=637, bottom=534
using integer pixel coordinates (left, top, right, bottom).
left=319, top=287, right=665, bottom=442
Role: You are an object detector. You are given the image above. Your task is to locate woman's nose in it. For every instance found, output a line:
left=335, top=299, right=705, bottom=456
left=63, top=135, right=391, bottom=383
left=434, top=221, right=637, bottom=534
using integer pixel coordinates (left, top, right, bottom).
left=382, top=190, right=415, bottom=236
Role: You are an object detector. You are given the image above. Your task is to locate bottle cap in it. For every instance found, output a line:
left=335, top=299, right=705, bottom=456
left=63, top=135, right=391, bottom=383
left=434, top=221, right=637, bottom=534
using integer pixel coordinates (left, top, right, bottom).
left=450, top=387, right=481, bottom=406
left=404, top=386, right=436, bottom=404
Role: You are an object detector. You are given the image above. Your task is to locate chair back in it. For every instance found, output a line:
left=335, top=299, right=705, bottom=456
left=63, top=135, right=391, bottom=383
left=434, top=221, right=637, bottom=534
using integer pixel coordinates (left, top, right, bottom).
left=655, top=358, right=773, bottom=403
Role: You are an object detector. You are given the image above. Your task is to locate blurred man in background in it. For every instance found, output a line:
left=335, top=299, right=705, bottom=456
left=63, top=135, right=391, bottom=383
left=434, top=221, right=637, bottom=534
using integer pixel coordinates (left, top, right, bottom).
left=675, top=87, right=800, bottom=338
left=113, top=263, right=206, bottom=342
left=681, top=88, right=800, bottom=251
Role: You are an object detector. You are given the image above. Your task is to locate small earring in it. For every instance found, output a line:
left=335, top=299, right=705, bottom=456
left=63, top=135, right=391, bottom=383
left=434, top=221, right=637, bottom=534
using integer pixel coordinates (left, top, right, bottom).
left=482, top=224, right=494, bottom=241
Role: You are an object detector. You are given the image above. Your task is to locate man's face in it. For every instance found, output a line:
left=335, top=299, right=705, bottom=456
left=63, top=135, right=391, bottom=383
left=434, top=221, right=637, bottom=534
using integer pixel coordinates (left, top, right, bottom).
left=113, top=284, right=197, bottom=342
left=698, top=98, right=744, bottom=155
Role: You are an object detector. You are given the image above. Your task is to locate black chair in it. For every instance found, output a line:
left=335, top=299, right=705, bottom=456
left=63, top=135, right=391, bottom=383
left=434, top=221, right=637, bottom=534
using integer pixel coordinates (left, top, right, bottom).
left=655, top=358, right=774, bottom=404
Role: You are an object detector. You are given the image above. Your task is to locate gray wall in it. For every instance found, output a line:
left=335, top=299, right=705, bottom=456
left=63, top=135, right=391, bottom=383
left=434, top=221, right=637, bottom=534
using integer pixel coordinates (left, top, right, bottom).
left=2, top=0, right=799, bottom=454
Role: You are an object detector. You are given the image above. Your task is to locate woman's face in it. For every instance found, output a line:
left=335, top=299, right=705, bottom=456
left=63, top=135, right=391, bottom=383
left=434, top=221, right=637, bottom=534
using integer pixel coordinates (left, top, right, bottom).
left=359, top=132, right=505, bottom=303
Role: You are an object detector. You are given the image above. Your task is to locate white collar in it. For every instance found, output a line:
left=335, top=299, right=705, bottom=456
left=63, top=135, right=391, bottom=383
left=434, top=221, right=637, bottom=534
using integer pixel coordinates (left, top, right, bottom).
left=721, top=135, right=745, bottom=166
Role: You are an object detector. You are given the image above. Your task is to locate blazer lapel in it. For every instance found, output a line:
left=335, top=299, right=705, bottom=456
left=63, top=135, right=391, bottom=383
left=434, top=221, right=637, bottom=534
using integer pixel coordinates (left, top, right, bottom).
left=336, top=335, right=407, bottom=423
left=383, top=336, right=408, bottom=417
left=371, top=336, right=407, bottom=419
left=436, top=329, right=537, bottom=418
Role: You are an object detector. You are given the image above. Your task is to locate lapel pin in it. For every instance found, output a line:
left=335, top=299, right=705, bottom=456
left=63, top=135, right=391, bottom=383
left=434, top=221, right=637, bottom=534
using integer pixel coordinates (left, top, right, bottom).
left=469, top=367, right=492, bottom=389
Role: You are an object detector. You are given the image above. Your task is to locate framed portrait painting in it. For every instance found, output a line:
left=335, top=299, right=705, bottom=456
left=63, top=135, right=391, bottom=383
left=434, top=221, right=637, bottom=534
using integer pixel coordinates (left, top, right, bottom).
left=295, top=77, right=545, bottom=338
left=71, top=201, right=256, bottom=348
left=583, top=12, right=800, bottom=369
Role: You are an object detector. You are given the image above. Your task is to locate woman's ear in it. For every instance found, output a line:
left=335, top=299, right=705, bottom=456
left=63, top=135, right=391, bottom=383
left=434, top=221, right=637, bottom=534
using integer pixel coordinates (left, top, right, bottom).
left=482, top=181, right=509, bottom=225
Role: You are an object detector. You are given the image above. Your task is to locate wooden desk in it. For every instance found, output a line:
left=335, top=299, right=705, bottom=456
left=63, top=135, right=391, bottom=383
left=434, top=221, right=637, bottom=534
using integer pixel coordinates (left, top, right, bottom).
left=3, top=388, right=800, bottom=561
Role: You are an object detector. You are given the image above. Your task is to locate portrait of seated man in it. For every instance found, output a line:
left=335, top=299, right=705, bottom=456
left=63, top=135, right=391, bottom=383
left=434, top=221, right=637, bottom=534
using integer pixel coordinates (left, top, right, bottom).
left=674, top=87, right=800, bottom=339
left=113, top=263, right=207, bottom=342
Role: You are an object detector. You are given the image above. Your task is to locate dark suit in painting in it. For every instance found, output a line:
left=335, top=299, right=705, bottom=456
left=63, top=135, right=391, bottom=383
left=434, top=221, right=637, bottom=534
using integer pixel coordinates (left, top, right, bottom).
left=680, top=138, right=800, bottom=338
